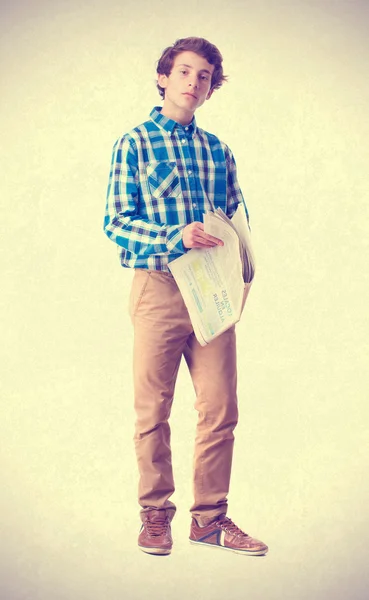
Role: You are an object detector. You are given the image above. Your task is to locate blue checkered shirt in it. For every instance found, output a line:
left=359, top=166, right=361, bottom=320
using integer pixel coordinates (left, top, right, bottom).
left=104, top=106, right=249, bottom=271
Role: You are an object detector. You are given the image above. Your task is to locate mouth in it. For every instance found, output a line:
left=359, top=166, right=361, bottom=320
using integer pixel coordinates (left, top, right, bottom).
left=183, top=93, right=197, bottom=99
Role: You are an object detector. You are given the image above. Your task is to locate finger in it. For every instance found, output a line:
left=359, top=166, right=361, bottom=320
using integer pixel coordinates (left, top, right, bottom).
left=192, top=242, right=217, bottom=248
left=198, top=232, right=224, bottom=245
left=193, top=235, right=219, bottom=247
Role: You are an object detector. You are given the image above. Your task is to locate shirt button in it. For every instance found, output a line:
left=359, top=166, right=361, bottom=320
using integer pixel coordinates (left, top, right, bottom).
left=193, top=203, right=197, bottom=207
left=181, top=139, right=186, bottom=144
left=188, top=170, right=192, bottom=175
left=185, top=126, right=189, bottom=130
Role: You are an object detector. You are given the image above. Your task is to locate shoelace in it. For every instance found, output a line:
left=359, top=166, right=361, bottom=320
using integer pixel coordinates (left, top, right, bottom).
left=145, top=517, right=170, bottom=537
left=214, top=516, right=249, bottom=538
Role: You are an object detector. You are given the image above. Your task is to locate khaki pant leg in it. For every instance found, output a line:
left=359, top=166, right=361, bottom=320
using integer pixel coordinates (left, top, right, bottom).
left=130, top=269, right=193, bottom=519
left=183, top=326, right=238, bottom=524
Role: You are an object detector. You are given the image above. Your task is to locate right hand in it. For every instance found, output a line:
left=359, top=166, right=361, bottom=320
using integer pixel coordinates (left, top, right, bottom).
left=182, top=222, right=224, bottom=249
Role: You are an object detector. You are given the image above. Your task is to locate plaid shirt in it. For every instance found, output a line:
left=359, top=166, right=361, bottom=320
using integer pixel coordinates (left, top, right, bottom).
left=104, top=106, right=248, bottom=271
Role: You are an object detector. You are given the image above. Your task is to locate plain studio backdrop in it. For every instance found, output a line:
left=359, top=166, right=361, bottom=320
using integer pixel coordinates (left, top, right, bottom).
left=1, top=0, right=368, bottom=599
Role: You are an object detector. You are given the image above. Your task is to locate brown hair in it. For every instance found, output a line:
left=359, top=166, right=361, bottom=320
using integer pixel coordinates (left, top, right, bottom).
left=156, top=37, right=227, bottom=99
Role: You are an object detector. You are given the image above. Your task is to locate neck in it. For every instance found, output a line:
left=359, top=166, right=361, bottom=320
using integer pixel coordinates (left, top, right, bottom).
left=160, top=102, right=194, bottom=126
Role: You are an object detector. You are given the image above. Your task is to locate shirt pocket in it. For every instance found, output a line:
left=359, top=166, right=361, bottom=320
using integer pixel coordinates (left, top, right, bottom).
left=146, top=161, right=181, bottom=199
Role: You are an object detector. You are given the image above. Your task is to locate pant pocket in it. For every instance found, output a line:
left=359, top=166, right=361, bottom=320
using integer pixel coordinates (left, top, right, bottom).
left=129, top=270, right=151, bottom=320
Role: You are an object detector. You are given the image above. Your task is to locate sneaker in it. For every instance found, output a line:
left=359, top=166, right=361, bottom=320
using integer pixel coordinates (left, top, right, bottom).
left=189, top=514, right=268, bottom=556
left=138, top=510, right=173, bottom=555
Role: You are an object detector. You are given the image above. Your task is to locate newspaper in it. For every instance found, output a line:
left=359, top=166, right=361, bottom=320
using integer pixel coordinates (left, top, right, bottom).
left=168, top=203, right=255, bottom=346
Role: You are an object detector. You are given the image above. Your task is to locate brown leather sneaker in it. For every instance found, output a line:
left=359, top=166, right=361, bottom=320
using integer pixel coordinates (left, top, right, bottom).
left=138, top=510, right=173, bottom=555
left=189, top=514, right=268, bottom=556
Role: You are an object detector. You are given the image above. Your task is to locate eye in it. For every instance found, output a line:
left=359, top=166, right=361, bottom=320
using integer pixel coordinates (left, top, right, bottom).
left=201, top=75, right=209, bottom=81
left=180, top=69, right=188, bottom=75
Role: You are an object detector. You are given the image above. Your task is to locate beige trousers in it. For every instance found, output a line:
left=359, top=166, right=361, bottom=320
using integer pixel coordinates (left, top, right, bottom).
left=129, top=269, right=239, bottom=524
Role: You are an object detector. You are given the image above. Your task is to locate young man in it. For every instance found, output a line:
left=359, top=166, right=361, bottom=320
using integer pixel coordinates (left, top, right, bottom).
left=104, top=37, right=268, bottom=557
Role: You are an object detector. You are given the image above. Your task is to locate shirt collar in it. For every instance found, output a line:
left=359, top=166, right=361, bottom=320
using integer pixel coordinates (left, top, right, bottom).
left=150, top=106, right=197, bottom=137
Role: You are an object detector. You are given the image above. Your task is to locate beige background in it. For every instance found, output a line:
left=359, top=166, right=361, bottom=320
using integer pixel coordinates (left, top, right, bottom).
left=1, top=0, right=368, bottom=598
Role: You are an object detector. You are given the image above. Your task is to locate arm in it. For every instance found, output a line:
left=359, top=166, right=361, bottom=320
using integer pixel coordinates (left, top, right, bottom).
left=103, top=136, right=186, bottom=257
left=224, top=145, right=250, bottom=225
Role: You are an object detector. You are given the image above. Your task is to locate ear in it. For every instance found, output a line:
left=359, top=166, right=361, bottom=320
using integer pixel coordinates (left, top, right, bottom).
left=206, top=88, right=214, bottom=101
left=157, top=73, right=168, bottom=89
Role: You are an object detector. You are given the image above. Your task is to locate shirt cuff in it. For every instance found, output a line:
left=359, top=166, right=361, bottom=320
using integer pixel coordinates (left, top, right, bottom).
left=166, top=225, right=187, bottom=254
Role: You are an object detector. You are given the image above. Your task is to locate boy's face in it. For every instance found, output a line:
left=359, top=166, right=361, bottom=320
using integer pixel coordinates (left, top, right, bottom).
left=158, top=51, right=215, bottom=124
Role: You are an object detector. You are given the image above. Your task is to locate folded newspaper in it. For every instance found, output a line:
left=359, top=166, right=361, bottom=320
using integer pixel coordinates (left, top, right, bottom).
left=168, top=203, right=255, bottom=346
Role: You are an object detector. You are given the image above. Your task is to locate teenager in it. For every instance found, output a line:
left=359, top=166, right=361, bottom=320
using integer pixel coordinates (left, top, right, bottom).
left=104, top=37, right=268, bottom=557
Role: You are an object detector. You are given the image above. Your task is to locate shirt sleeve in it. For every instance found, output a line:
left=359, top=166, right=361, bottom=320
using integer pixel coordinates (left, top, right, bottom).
left=103, top=135, right=186, bottom=256
left=224, top=144, right=250, bottom=226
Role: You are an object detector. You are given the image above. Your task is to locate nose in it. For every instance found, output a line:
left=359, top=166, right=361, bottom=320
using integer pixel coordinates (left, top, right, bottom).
left=189, top=77, right=199, bottom=89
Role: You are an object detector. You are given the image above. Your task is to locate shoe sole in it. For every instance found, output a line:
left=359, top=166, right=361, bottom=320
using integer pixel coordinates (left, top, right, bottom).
left=189, top=539, right=268, bottom=556
left=138, top=545, right=171, bottom=555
